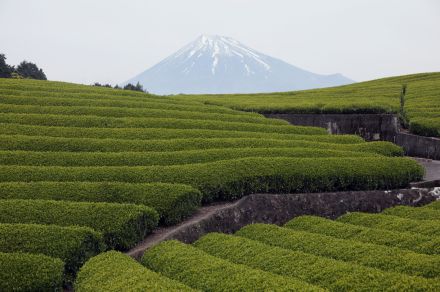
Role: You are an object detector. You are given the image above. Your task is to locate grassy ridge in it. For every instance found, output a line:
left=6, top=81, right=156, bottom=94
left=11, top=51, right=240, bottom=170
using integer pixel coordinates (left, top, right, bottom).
left=75, top=251, right=196, bottom=292
left=0, top=182, right=201, bottom=225
left=284, top=215, right=440, bottom=255
left=338, top=212, right=440, bottom=237
left=0, top=157, right=423, bottom=202
left=0, top=252, right=64, bottom=291
left=0, top=223, right=104, bottom=277
left=0, top=199, right=158, bottom=250
left=0, top=135, right=402, bottom=156
left=142, top=240, right=323, bottom=291
left=194, top=233, right=437, bottom=290
left=236, top=223, right=440, bottom=278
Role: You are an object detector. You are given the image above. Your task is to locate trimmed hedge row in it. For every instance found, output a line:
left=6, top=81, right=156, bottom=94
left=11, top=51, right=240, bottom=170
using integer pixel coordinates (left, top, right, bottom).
left=0, top=93, right=241, bottom=115
left=0, top=148, right=380, bottom=167
left=0, top=223, right=105, bottom=277
left=0, top=199, right=158, bottom=250
left=0, top=157, right=423, bottom=202
left=382, top=205, right=440, bottom=221
left=1, top=123, right=367, bottom=143
left=284, top=215, right=440, bottom=255
left=0, top=103, right=288, bottom=125
left=75, top=251, right=196, bottom=292
left=0, top=135, right=403, bottom=156
left=142, top=240, right=322, bottom=291
left=0, top=182, right=201, bottom=225
left=194, top=233, right=438, bottom=290
left=235, top=223, right=440, bottom=278
left=338, top=212, right=440, bottom=237
left=424, top=200, right=440, bottom=209
left=0, top=112, right=327, bottom=134
left=0, top=252, right=64, bottom=291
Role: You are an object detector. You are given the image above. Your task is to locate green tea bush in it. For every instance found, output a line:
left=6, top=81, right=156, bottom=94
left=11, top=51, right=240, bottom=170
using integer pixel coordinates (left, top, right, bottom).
left=0, top=223, right=105, bottom=277
left=382, top=205, right=440, bottom=221
left=0, top=252, right=64, bottom=291
left=0, top=135, right=402, bottom=156
left=75, top=251, right=195, bottom=292
left=0, top=157, right=422, bottom=202
left=0, top=122, right=363, bottom=142
left=195, top=233, right=438, bottom=290
left=0, top=112, right=327, bottom=134
left=0, top=182, right=201, bottom=225
left=0, top=103, right=288, bottom=125
left=338, top=212, right=440, bottom=237
left=236, top=223, right=440, bottom=278
left=142, top=240, right=322, bottom=291
left=0, top=148, right=380, bottom=167
left=284, top=215, right=440, bottom=255
left=0, top=199, right=158, bottom=250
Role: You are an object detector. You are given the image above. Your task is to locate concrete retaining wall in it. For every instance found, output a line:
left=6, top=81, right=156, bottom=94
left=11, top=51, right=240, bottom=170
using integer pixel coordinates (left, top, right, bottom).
left=264, top=113, right=440, bottom=159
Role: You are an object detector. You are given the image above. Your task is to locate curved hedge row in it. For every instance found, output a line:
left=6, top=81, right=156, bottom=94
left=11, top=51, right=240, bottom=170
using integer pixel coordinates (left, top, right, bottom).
left=0, top=182, right=201, bottom=225
left=0, top=148, right=380, bottom=167
left=194, top=233, right=437, bottom=290
left=0, top=157, right=423, bottom=202
left=0, top=112, right=327, bottom=134
left=0, top=135, right=402, bottom=156
left=75, top=251, right=196, bottom=292
left=425, top=200, right=440, bottom=209
left=1, top=123, right=366, bottom=143
left=338, top=212, right=440, bottom=237
left=0, top=199, right=158, bottom=250
left=0, top=93, right=243, bottom=115
left=382, top=205, right=440, bottom=221
left=0, top=252, right=64, bottom=292
left=0, top=223, right=105, bottom=277
left=235, top=223, right=440, bottom=278
left=142, top=240, right=322, bottom=291
left=0, top=103, right=288, bottom=125
left=284, top=215, right=440, bottom=255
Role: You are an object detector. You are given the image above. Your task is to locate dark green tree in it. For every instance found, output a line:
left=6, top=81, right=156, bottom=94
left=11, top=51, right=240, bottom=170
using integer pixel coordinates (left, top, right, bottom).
left=0, top=54, right=14, bottom=78
left=123, top=82, right=144, bottom=92
left=15, top=61, right=47, bottom=80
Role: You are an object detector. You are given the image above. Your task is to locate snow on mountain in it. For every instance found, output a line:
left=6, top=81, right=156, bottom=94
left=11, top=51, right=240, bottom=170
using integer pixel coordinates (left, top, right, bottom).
left=124, top=35, right=354, bottom=95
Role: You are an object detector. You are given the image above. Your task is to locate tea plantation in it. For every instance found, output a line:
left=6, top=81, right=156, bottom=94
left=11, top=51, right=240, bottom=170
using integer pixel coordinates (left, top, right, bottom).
left=0, top=77, right=429, bottom=290
left=175, top=72, right=440, bottom=137
left=76, top=201, right=440, bottom=291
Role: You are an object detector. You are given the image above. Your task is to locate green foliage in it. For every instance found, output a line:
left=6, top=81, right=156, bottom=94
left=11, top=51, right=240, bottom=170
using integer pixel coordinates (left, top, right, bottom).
left=338, top=212, right=440, bottom=237
left=284, top=215, right=440, bottom=255
left=142, top=240, right=322, bottom=291
left=0, top=182, right=201, bottom=225
left=0, top=135, right=403, bottom=156
left=75, top=251, right=196, bottom=292
left=382, top=205, right=440, bottom=221
left=0, top=199, right=158, bottom=250
left=0, top=112, right=327, bottom=134
left=0, top=252, right=64, bottom=291
left=0, top=53, right=14, bottom=78
left=195, top=233, right=438, bottom=290
left=236, top=223, right=440, bottom=278
left=123, top=82, right=144, bottom=92
left=0, top=157, right=422, bottom=202
left=15, top=61, right=47, bottom=80
left=0, top=223, right=105, bottom=278
left=0, top=148, right=380, bottom=167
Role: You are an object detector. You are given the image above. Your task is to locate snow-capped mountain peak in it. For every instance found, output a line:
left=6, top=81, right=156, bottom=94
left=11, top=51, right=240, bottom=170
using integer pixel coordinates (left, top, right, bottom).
left=124, top=35, right=353, bottom=95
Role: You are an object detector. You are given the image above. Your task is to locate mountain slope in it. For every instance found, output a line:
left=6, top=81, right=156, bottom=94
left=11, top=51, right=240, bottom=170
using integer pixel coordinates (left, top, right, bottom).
left=125, top=35, right=353, bottom=95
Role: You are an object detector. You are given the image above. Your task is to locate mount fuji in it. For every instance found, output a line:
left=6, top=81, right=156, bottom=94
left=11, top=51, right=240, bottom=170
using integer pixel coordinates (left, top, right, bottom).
left=125, top=35, right=354, bottom=95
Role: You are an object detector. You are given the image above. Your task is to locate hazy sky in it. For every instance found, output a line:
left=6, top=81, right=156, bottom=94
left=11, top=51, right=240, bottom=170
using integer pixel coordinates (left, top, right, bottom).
left=1, top=0, right=439, bottom=85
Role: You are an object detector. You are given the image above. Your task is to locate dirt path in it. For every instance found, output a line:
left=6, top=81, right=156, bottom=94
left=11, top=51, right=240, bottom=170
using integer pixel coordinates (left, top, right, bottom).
left=126, top=201, right=237, bottom=259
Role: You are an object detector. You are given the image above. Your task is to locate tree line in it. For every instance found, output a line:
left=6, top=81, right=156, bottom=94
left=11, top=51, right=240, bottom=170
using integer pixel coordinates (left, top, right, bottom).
left=0, top=53, right=47, bottom=80
left=93, top=81, right=146, bottom=93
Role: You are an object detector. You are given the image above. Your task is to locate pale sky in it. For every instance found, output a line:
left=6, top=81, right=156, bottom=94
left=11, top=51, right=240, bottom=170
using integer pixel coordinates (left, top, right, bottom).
left=1, top=0, right=439, bottom=85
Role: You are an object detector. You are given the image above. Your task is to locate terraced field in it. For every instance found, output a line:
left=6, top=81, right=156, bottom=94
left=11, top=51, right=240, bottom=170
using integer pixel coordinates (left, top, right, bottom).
left=0, top=78, right=426, bottom=289
left=76, top=201, right=440, bottom=291
left=175, top=72, right=440, bottom=137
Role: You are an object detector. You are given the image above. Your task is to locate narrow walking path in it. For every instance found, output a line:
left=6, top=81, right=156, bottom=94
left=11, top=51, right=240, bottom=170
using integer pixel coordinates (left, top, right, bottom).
left=414, top=158, right=440, bottom=181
